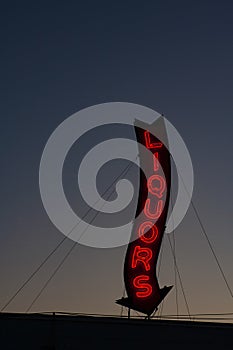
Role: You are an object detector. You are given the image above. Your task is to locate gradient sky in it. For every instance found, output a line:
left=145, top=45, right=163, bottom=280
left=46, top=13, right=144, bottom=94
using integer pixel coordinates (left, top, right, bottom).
left=1, top=1, right=233, bottom=320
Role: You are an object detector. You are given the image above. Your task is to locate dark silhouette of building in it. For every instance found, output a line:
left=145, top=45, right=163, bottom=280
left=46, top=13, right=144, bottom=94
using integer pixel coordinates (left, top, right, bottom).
left=1, top=312, right=233, bottom=349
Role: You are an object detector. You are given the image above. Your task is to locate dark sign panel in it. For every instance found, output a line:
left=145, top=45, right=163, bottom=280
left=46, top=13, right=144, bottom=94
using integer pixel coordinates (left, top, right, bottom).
left=116, top=118, right=172, bottom=316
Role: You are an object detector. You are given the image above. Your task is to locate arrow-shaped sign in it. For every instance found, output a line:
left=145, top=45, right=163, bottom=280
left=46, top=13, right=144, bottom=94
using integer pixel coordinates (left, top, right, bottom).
left=116, top=118, right=173, bottom=316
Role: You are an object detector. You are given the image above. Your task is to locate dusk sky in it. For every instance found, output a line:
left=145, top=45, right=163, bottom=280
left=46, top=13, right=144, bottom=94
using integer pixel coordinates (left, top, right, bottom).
left=1, top=1, right=233, bottom=320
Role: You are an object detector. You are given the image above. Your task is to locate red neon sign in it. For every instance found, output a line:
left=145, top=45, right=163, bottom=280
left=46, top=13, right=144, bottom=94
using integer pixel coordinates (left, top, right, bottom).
left=131, top=129, right=166, bottom=299
left=144, top=199, right=163, bottom=220
left=131, top=246, right=153, bottom=271
left=147, top=174, right=166, bottom=198
left=138, top=221, right=158, bottom=243
left=116, top=119, right=173, bottom=316
left=153, top=152, right=159, bottom=171
left=144, top=131, right=163, bottom=149
left=133, top=275, right=153, bottom=298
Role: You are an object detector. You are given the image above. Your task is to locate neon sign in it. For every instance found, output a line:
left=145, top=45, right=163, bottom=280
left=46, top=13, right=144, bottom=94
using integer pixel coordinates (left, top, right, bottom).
left=116, top=118, right=173, bottom=316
